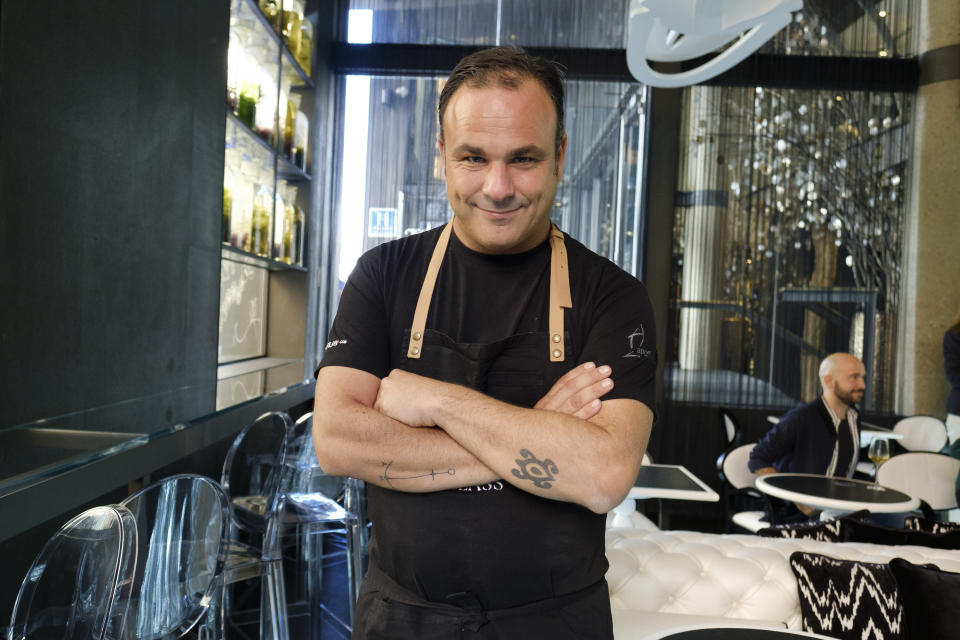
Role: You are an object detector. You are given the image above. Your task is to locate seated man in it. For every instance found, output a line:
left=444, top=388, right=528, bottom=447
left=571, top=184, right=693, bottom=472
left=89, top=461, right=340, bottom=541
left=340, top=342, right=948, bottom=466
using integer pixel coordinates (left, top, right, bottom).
left=749, top=352, right=865, bottom=522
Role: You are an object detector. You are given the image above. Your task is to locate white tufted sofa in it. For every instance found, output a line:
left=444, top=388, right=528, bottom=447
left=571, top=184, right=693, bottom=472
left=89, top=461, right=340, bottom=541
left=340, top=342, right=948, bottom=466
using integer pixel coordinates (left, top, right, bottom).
left=604, top=527, right=960, bottom=638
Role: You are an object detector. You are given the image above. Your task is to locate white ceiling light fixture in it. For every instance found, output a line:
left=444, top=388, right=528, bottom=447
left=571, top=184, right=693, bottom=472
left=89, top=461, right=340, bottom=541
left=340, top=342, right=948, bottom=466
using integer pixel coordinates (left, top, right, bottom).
left=626, top=0, right=802, bottom=88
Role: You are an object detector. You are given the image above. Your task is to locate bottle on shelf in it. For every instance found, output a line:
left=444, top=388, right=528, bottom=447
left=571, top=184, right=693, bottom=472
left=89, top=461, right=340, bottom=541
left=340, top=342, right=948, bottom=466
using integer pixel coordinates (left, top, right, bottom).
left=293, top=107, right=309, bottom=172
left=251, top=169, right=273, bottom=257
left=252, top=45, right=277, bottom=144
left=297, top=18, right=313, bottom=75
left=258, top=0, right=281, bottom=32
left=281, top=0, right=304, bottom=60
left=282, top=184, right=298, bottom=264
left=223, top=148, right=236, bottom=245
left=289, top=184, right=305, bottom=265
left=273, top=180, right=288, bottom=262
left=283, top=92, right=300, bottom=163
left=236, top=158, right=258, bottom=251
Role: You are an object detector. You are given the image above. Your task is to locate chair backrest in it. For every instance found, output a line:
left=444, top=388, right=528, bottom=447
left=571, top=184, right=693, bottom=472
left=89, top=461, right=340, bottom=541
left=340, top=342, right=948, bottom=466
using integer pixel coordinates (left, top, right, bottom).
left=719, top=408, right=741, bottom=446
left=717, top=443, right=757, bottom=490
left=8, top=505, right=137, bottom=640
left=119, top=474, right=230, bottom=640
left=221, top=411, right=292, bottom=536
left=893, top=415, right=948, bottom=452
left=284, top=411, right=346, bottom=500
left=875, top=452, right=960, bottom=511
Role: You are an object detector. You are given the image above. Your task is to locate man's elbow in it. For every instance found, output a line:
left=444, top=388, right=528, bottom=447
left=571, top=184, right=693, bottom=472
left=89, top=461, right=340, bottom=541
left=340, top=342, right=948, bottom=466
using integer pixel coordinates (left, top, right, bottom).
left=585, top=467, right=638, bottom=514
left=311, top=411, right=350, bottom=477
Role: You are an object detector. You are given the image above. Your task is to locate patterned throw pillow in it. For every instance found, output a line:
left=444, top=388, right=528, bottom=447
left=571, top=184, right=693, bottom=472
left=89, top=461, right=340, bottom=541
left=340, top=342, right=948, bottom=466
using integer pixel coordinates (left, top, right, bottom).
left=757, top=510, right=868, bottom=542
left=758, top=517, right=844, bottom=542
left=789, top=552, right=904, bottom=640
left=889, top=557, right=960, bottom=638
left=903, top=516, right=960, bottom=534
left=844, top=518, right=960, bottom=549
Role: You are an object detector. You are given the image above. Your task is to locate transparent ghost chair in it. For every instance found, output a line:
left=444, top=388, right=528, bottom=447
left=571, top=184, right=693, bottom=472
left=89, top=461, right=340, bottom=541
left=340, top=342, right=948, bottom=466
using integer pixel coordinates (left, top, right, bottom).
left=7, top=505, right=137, bottom=640
left=278, top=412, right=365, bottom=639
left=219, top=410, right=292, bottom=640
left=118, top=473, right=230, bottom=640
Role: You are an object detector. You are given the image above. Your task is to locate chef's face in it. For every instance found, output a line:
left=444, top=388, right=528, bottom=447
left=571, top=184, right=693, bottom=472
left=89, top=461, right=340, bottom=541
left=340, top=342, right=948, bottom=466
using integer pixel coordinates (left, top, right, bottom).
left=440, top=77, right=566, bottom=255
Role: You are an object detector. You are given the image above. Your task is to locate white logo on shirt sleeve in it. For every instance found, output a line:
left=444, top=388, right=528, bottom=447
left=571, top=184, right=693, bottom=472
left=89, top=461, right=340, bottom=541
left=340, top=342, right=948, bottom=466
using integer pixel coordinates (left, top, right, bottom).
left=623, top=326, right=652, bottom=358
left=325, top=339, right=348, bottom=350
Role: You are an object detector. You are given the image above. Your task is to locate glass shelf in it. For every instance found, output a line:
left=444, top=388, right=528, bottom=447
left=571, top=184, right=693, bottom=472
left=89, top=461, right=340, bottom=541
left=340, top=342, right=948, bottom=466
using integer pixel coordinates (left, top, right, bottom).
left=221, top=243, right=307, bottom=272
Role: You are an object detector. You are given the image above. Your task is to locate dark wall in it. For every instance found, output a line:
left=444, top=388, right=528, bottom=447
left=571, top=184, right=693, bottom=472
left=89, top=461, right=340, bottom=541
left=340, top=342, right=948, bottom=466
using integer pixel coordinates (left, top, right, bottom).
left=0, top=0, right=230, bottom=429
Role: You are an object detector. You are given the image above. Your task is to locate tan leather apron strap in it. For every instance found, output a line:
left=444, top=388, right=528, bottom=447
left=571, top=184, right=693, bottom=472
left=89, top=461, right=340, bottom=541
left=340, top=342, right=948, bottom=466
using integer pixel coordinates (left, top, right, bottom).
left=408, top=222, right=452, bottom=358
left=407, top=222, right=571, bottom=362
left=548, top=226, right=572, bottom=362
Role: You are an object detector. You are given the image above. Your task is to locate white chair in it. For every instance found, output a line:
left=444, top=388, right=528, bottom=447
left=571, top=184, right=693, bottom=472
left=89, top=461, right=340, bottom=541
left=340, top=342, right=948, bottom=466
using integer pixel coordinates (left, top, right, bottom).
left=875, top=452, right=960, bottom=518
left=716, top=443, right=767, bottom=533
left=718, top=408, right=742, bottom=447
left=893, top=415, right=948, bottom=452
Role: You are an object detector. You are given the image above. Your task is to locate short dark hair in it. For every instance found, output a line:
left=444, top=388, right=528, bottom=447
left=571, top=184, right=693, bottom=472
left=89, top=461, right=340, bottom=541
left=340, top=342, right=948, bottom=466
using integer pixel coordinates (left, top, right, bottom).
left=438, top=46, right=566, bottom=155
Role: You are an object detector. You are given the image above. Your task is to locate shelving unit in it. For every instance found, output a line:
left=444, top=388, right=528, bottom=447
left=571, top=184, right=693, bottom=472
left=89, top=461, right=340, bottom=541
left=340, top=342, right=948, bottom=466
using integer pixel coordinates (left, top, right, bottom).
left=218, top=0, right=318, bottom=409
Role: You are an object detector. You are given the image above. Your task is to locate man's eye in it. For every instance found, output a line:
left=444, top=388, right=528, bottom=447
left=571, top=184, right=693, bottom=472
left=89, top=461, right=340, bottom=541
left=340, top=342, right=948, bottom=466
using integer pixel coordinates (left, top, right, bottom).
left=463, top=156, right=485, bottom=163
left=513, top=156, right=535, bottom=164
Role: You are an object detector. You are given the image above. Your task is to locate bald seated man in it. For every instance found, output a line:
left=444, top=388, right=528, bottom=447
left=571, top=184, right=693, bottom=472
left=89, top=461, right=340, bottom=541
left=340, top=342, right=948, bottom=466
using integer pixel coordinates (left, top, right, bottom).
left=748, top=353, right=866, bottom=520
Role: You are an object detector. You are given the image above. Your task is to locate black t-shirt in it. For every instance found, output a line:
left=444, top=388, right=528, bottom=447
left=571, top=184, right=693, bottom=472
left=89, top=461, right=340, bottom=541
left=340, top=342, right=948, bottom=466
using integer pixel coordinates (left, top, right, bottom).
left=319, top=225, right=657, bottom=608
left=321, top=225, right=657, bottom=409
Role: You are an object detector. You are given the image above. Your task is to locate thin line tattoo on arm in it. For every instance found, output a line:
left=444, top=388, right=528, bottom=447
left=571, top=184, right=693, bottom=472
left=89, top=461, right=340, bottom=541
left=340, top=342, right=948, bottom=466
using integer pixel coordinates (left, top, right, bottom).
left=379, top=461, right=456, bottom=488
left=511, top=449, right=559, bottom=489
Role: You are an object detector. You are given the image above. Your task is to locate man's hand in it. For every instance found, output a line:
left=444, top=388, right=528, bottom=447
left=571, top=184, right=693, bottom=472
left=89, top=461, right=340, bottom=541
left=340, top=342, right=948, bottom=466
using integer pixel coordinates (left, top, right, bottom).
left=754, top=466, right=777, bottom=476
left=535, top=362, right=613, bottom=420
left=374, top=369, right=442, bottom=427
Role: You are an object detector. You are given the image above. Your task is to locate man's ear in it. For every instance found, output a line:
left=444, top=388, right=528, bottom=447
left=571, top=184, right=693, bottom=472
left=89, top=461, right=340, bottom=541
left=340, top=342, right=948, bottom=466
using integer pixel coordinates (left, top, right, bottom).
left=437, top=134, right=446, bottom=178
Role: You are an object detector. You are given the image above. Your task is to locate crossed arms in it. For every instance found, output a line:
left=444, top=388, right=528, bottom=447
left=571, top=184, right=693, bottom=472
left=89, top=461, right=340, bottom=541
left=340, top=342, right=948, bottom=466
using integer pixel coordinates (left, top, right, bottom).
left=313, top=362, right=653, bottom=514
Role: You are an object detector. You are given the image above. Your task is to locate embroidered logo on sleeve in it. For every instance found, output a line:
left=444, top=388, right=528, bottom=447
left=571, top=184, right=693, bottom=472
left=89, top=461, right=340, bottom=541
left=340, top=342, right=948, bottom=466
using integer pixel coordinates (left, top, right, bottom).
left=623, top=326, right=652, bottom=358
left=325, top=339, right=348, bottom=350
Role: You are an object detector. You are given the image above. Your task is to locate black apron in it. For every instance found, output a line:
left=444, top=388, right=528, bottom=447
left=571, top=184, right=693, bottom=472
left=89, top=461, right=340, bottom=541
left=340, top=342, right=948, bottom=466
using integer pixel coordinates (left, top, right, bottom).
left=353, top=223, right=613, bottom=640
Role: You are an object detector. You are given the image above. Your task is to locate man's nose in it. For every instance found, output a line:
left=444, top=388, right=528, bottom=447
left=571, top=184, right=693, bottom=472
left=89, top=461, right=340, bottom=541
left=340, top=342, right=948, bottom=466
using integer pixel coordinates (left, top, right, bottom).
left=483, top=162, right=514, bottom=202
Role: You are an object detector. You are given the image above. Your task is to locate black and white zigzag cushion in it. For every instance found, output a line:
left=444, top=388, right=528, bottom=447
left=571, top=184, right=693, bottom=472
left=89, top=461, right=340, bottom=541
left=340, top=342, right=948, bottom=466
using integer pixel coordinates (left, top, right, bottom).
left=789, top=552, right=904, bottom=640
left=903, top=515, right=960, bottom=534
left=758, top=517, right=845, bottom=542
left=758, top=510, right=869, bottom=542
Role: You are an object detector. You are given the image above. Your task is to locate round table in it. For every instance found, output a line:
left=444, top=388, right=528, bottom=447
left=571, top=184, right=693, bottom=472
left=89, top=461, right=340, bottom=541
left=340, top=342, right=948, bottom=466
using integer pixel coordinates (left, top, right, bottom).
left=640, top=624, right=838, bottom=639
left=754, top=473, right=919, bottom=514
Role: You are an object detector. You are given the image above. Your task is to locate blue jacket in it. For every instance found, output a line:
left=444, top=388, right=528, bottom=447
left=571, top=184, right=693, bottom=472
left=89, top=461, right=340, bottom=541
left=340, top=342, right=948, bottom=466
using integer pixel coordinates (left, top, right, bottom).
left=748, top=399, right=860, bottom=477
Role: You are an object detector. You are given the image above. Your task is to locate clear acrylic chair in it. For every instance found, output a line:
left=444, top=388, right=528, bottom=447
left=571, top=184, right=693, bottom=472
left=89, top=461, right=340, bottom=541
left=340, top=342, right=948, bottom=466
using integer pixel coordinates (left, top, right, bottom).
left=279, top=412, right=365, bottom=639
left=7, top=505, right=137, bottom=640
left=219, top=410, right=292, bottom=640
left=118, top=473, right=230, bottom=640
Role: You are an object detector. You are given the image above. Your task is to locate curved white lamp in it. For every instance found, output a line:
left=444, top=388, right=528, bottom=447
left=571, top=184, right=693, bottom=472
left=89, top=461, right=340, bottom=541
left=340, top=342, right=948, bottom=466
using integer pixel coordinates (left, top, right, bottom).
left=626, top=0, right=802, bottom=88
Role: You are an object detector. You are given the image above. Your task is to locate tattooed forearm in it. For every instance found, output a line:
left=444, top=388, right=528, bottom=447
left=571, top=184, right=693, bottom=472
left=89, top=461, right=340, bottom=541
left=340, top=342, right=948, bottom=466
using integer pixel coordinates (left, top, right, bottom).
left=379, top=461, right=456, bottom=488
left=511, top=449, right=559, bottom=489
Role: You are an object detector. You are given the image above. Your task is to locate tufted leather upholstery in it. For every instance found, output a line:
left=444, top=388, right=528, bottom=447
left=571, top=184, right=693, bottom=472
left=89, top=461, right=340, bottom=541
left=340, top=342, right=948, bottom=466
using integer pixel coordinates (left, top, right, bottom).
left=605, top=528, right=960, bottom=635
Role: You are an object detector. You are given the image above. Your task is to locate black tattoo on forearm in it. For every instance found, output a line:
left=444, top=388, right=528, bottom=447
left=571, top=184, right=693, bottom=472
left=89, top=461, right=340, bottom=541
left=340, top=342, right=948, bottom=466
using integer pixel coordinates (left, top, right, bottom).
left=379, top=461, right=456, bottom=488
left=511, top=449, right=559, bottom=489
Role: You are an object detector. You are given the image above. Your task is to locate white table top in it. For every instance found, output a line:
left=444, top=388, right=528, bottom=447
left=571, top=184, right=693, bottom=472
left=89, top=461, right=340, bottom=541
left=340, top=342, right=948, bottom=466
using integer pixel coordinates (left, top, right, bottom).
left=628, top=464, right=719, bottom=502
left=755, top=473, right=919, bottom=514
left=638, top=623, right=839, bottom=639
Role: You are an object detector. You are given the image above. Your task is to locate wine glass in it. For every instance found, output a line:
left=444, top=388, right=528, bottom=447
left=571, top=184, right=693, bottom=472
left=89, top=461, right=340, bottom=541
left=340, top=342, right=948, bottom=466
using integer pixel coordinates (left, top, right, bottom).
left=867, top=438, right=890, bottom=483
